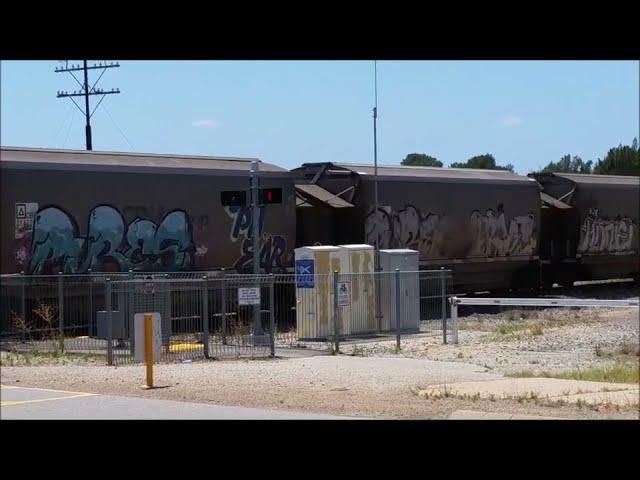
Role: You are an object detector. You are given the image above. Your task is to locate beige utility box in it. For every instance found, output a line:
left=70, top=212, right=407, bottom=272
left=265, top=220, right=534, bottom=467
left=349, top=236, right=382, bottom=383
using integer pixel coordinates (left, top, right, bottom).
left=294, top=245, right=342, bottom=340
left=337, top=244, right=377, bottom=335
left=379, top=249, right=420, bottom=332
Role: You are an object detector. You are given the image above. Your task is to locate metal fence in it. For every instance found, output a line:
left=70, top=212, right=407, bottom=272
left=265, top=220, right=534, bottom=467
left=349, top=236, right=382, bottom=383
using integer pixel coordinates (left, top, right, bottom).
left=1, top=269, right=453, bottom=364
left=448, top=295, right=640, bottom=345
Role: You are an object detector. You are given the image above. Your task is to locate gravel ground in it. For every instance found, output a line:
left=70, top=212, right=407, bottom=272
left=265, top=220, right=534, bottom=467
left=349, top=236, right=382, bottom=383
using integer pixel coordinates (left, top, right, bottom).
left=2, top=353, right=638, bottom=419
left=2, top=288, right=638, bottom=420
left=339, top=306, right=639, bottom=376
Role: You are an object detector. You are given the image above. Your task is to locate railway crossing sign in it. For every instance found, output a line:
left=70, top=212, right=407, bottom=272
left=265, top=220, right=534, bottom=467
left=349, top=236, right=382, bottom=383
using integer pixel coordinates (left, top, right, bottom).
left=337, top=281, right=351, bottom=306
left=295, top=259, right=315, bottom=288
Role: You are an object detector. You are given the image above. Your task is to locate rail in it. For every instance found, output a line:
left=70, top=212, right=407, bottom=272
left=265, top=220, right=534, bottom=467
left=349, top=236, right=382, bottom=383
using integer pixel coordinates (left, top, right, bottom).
left=448, top=296, right=640, bottom=344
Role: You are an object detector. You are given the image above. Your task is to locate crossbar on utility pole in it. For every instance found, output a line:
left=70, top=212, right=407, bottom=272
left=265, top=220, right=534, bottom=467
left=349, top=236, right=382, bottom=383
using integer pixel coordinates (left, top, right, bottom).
left=55, top=60, right=120, bottom=151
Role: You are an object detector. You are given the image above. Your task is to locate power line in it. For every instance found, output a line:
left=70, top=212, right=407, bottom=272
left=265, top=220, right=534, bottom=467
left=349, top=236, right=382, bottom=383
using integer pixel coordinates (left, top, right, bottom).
left=53, top=102, right=73, bottom=144
left=62, top=108, right=76, bottom=149
left=55, top=60, right=121, bottom=150
left=101, top=100, right=135, bottom=151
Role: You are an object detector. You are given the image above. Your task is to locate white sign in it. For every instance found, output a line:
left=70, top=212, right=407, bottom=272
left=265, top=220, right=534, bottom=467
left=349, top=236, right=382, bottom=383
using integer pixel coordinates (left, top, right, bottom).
left=142, top=276, right=155, bottom=295
left=337, top=281, right=351, bottom=306
left=134, top=312, right=162, bottom=362
left=238, top=287, right=261, bottom=305
left=15, top=202, right=38, bottom=239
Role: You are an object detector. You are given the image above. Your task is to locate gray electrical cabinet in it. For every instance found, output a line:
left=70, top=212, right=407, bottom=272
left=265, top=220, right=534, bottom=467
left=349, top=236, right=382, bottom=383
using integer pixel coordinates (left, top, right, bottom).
left=379, top=249, right=420, bottom=332
left=96, top=310, right=126, bottom=340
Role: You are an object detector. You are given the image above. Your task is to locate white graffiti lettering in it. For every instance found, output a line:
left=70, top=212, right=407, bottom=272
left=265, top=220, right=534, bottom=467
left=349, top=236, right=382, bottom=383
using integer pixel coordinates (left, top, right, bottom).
left=365, top=204, right=537, bottom=259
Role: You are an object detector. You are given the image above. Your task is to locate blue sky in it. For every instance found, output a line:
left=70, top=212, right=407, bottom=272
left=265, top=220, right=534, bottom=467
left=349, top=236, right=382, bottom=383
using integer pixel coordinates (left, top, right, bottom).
left=1, top=60, right=638, bottom=174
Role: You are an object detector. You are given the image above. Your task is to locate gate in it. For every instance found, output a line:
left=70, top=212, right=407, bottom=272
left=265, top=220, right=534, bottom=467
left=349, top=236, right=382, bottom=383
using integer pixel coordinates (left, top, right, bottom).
left=206, top=273, right=274, bottom=358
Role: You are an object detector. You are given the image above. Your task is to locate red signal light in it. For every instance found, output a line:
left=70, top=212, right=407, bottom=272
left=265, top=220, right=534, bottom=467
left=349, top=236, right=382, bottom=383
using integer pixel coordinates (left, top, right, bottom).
left=259, top=188, right=282, bottom=204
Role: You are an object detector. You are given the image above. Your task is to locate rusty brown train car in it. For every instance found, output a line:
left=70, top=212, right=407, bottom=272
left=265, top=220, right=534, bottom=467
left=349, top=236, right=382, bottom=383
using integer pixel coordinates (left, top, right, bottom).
left=293, top=162, right=542, bottom=292
left=533, top=172, right=640, bottom=287
left=0, top=147, right=297, bottom=274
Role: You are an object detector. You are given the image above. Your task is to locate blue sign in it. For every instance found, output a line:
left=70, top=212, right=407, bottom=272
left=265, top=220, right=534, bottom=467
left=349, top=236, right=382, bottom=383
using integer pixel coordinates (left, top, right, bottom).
left=296, top=259, right=315, bottom=288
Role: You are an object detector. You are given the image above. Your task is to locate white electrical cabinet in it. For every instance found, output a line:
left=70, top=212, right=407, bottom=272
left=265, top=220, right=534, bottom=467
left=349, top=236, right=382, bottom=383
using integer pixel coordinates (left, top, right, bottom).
left=379, top=249, right=420, bottom=332
left=337, top=244, right=376, bottom=335
left=294, top=246, right=341, bottom=340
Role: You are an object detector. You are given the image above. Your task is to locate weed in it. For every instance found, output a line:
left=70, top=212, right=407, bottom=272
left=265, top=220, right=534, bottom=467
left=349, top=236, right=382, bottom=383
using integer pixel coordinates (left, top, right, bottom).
left=594, top=345, right=605, bottom=357
left=530, top=322, right=544, bottom=336
left=11, top=312, right=32, bottom=341
left=617, top=342, right=640, bottom=357
left=506, top=362, right=639, bottom=384
left=326, top=337, right=337, bottom=355
left=456, top=351, right=464, bottom=359
left=350, top=345, right=365, bottom=357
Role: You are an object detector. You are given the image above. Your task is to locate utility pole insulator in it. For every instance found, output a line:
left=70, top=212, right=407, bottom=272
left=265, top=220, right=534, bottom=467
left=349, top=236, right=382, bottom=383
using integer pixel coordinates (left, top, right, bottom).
left=55, top=60, right=121, bottom=151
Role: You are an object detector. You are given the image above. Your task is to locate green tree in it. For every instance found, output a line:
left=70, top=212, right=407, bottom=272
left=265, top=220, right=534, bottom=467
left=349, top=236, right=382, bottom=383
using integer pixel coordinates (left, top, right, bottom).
left=539, top=154, right=593, bottom=174
left=401, top=153, right=443, bottom=167
left=450, top=154, right=514, bottom=172
left=593, top=138, right=640, bottom=176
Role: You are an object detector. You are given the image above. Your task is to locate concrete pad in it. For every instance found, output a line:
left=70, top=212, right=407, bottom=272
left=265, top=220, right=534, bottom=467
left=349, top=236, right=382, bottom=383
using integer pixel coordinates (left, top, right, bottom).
left=555, top=390, right=640, bottom=406
left=449, top=409, right=562, bottom=420
left=419, top=378, right=639, bottom=407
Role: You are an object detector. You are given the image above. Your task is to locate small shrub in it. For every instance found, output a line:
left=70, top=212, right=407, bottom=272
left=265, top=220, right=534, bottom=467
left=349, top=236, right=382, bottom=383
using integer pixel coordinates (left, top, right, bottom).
left=530, top=322, right=544, bottom=336
left=617, top=342, right=639, bottom=357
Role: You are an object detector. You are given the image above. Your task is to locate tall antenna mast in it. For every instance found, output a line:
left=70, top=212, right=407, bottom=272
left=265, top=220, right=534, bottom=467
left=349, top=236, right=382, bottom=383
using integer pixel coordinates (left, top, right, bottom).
left=373, top=59, right=381, bottom=332
left=55, top=60, right=121, bottom=150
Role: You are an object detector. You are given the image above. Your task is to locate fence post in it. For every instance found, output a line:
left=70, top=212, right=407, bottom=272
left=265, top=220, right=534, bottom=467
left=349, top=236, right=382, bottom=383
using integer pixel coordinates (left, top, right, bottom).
left=106, top=278, right=113, bottom=365
left=450, top=296, right=459, bottom=345
left=220, top=269, right=227, bottom=346
left=202, top=275, right=210, bottom=359
left=88, top=269, right=93, bottom=337
left=395, top=268, right=401, bottom=351
left=269, top=273, right=275, bottom=357
left=333, top=270, right=340, bottom=354
left=58, top=272, right=65, bottom=351
left=20, top=272, right=26, bottom=343
left=440, top=267, right=447, bottom=345
left=128, top=270, right=135, bottom=356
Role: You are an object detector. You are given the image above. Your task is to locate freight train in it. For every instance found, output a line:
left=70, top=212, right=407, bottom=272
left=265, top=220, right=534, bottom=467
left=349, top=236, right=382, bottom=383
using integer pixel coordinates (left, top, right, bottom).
left=1, top=146, right=638, bottom=293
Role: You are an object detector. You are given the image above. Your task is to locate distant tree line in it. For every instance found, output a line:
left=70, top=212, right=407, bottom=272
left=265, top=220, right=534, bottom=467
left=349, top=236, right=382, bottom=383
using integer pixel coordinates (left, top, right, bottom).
left=401, top=138, right=639, bottom=176
left=401, top=152, right=513, bottom=171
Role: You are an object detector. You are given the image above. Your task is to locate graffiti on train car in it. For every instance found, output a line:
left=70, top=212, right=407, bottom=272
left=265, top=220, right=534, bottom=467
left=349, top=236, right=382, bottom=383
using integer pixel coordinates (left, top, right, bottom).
left=365, top=204, right=537, bottom=258
left=26, top=205, right=195, bottom=273
left=225, top=205, right=288, bottom=272
left=578, top=208, right=637, bottom=254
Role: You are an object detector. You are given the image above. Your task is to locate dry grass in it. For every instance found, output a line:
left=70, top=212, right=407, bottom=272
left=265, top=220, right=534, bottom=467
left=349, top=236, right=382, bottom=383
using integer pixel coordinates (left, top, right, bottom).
left=506, top=362, right=640, bottom=384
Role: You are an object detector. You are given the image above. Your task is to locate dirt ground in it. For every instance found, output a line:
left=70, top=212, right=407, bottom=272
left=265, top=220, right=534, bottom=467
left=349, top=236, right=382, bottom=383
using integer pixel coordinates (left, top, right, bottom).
left=2, top=355, right=638, bottom=419
left=2, top=287, right=638, bottom=420
left=340, top=306, right=639, bottom=376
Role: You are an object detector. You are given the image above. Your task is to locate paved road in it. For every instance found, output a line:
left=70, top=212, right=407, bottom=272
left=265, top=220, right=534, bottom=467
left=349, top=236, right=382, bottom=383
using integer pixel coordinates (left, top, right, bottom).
left=0, top=385, right=361, bottom=420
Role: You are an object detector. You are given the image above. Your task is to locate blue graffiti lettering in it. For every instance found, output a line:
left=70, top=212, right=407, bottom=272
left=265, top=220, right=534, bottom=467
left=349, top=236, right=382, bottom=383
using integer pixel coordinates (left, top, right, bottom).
left=28, top=205, right=195, bottom=274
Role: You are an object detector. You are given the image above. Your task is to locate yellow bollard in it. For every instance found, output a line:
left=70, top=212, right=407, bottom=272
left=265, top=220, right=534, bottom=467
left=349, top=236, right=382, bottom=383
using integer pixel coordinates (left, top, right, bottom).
left=144, top=313, right=154, bottom=388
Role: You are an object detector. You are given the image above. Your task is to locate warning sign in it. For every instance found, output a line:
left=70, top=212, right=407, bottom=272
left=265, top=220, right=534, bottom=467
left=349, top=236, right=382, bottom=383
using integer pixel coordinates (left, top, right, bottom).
left=15, top=203, right=38, bottom=239
left=238, top=287, right=261, bottom=305
left=337, top=281, right=351, bottom=307
left=16, top=204, right=26, bottom=218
